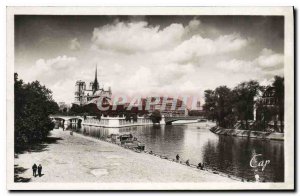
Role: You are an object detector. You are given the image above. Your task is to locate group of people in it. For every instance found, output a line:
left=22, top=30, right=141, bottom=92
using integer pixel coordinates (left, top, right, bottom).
left=176, top=154, right=205, bottom=170
left=32, top=163, right=43, bottom=177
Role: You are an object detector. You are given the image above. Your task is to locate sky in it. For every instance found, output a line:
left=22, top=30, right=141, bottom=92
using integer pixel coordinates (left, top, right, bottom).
left=15, top=15, right=284, bottom=104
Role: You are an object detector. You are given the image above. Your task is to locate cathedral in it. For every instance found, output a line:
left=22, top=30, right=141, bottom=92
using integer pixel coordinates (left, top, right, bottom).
left=74, top=66, right=112, bottom=106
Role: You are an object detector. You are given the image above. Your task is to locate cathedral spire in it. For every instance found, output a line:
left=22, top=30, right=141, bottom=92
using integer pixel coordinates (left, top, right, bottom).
left=92, top=65, right=99, bottom=93
left=95, top=65, right=97, bottom=81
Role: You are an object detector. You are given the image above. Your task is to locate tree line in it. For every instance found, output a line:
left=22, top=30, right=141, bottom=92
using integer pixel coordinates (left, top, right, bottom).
left=15, top=73, right=59, bottom=152
left=203, top=76, right=284, bottom=132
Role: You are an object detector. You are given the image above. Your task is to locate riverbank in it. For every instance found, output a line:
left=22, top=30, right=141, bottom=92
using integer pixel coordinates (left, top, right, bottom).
left=210, top=126, right=284, bottom=141
left=14, top=128, right=236, bottom=183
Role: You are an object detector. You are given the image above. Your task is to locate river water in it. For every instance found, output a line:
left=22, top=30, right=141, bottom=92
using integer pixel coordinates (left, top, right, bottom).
left=69, top=121, right=284, bottom=182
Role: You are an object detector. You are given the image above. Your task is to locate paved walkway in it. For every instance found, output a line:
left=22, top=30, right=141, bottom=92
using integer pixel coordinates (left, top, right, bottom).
left=15, top=128, right=236, bottom=183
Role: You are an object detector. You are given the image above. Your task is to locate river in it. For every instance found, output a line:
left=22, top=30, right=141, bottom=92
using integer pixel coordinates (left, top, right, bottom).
left=68, top=121, right=284, bottom=182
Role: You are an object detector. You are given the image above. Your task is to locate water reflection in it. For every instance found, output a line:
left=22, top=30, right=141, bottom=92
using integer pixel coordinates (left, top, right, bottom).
left=69, top=122, right=284, bottom=182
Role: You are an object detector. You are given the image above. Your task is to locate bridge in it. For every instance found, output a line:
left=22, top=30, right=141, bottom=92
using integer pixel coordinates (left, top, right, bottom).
left=49, top=115, right=84, bottom=125
left=164, top=116, right=205, bottom=125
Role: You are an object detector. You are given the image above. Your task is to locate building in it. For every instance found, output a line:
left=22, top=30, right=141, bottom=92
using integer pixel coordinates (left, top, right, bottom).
left=254, top=86, right=278, bottom=121
left=261, top=87, right=277, bottom=106
left=74, top=66, right=112, bottom=106
left=146, top=97, right=188, bottom=117
left=58, top=102, right=70, bottom=112
left=254, top=86, right=283, bottom=132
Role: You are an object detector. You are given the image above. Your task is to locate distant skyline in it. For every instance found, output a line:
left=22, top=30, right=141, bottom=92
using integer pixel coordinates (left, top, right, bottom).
left=15, top=15, right=284, bottom=104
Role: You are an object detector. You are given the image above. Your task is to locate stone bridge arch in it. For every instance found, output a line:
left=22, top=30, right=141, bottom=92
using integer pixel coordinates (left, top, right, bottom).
left=50, top=115, right=84, bottom=127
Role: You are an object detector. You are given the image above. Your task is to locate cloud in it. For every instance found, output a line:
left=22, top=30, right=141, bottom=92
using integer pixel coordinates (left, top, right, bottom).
left=90, top=18, right=230, bottom=53
left=257, top=48, right=284, bottom=69
left=216, top=48, right=284, bottom=80
left=35, top=55, right=77, bottom=71
left=17, top=55, right=79, bottom=102
left=69, top=38, right=81, bottom=50
left=167, top=33, right=248, bottom=63
left=188, top=19, right=201, bottom=30
left=91, top=21, right=185, bottom=53
left=91, top=19, right=249, bottom=66
left=216, top=59, right=255, bottom=73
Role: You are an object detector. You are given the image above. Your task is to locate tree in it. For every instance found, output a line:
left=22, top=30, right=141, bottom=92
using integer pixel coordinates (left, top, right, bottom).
left=69, top=103, right=101, bottom=117
left=203, top=90, right=217, bottom=121
left=255, top=100, right=273, bottom=131
left=150, top=110, right=162, bottom=124
left=214, top=86, right=234, bottom=128
left=203, top=87, right=235, bottom=128
left=232, top=81, right=261, bottom=130
left=14, top=73, right=59, bottom=151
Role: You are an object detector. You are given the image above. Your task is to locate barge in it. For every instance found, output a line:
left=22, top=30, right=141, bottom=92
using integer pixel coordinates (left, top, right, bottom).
left=108, top=133, right=145, bottom=151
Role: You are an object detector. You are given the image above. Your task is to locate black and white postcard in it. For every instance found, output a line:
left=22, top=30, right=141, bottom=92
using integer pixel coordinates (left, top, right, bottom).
left=6, top=7, right=294, bottom=190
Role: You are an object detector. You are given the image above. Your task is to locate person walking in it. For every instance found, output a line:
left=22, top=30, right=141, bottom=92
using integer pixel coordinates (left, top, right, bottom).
left=176, top=154, right=180, bottom=162
left=197, top=162, right=201, bottom=169
left=37, top=164, right=43, bottom=177
left=197, top=162, right=204, bottom=170
left=32, top=163, right=37, bottom=177
left=185, top=159, right=190, bottom=166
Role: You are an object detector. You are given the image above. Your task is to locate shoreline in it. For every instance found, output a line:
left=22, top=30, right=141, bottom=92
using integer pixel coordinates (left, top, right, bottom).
left=74, top=130, right=244, bottom=182
left=210, top=126, right=284, bottom=141
left=14, top=128, right=238, bottom=183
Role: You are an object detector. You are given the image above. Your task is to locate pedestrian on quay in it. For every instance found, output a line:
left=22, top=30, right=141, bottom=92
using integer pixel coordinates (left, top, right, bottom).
left=197, top=162, right=204, bottom=170
left=32, top=163, right=37, bottom=177
left=255, top=174, right=260, bottom=182
left=186, top=159, right=190, bottom=166
left=176, top=154, right=180, bottom=162
left=38, top=164, right=43, bottom=177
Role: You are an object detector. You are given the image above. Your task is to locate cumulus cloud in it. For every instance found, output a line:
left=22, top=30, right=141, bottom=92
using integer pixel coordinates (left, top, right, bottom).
left=91, top=19, right=249, bottom=66
left=17, top=55, right=79, bottom=102
left=168, top=33, right=248, bottom=63
left=69, top=38, right=81, bottom=50
left=91, top=21, right=185, bottom=53
left=104, top=63, right=195, bottom=96
left=216, top=48, right=284, bottom=79
left=35, top=55, right=77, bottom=71
left=216, top=59, right=255, bottom=73
left=188, top=19, right=201, bottom=30
left=257, top=48, right=284, bottom=69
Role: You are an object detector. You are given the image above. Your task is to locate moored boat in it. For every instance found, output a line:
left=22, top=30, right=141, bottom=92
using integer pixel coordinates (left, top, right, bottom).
left=110, top=133, right=145, bottom=151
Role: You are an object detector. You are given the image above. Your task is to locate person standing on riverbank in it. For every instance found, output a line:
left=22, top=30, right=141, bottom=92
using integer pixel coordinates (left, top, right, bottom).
left=176, top=154, right=180, bottom=162
left=38, top=164, right=43, bottom=177
left=197, top=162, right=204, bottom=170
left=32, top=163, right=37, bottom=177
left=186, top=160, right=190, bottom=166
